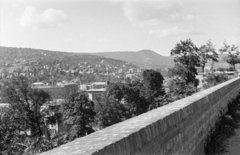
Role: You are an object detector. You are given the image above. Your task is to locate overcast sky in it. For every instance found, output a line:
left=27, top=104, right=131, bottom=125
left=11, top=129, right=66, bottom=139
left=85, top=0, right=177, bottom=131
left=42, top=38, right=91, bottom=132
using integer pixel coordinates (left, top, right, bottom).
left=0, top=0, right=240, bottom=56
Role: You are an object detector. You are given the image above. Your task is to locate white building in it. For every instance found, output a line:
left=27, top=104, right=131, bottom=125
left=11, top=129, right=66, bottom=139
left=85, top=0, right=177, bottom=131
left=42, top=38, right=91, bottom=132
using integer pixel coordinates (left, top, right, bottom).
left=88, top=88, right=106, bottom=101
left=87, top=82, right=107, bottom=101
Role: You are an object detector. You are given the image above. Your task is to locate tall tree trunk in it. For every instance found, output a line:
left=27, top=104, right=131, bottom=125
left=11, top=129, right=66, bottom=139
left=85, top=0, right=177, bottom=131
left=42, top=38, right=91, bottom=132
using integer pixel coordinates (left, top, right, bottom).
left=202, top=65, right=205, bottom=73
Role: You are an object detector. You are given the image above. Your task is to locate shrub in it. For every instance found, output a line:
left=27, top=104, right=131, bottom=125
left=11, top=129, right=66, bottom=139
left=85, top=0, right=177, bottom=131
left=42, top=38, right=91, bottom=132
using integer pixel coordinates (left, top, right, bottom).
left=202, top=72, right=228, bottom=89
left=217, top=67, right=235, bottom=72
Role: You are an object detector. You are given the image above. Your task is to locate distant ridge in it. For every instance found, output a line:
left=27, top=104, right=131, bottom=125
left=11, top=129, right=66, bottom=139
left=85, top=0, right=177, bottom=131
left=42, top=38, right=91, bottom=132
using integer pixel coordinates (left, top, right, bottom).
left=0, top=46, right=232, bottom=69
left=91, top=49, right=233, bottom=69
left=0, top=46, right=138, bottom=68
left=91, top=49, right=174, bottom=67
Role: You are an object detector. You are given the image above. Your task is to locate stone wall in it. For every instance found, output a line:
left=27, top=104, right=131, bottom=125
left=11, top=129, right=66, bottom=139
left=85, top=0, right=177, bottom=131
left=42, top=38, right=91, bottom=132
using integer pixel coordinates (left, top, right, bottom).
left=40, top=77, right=240, bottom=155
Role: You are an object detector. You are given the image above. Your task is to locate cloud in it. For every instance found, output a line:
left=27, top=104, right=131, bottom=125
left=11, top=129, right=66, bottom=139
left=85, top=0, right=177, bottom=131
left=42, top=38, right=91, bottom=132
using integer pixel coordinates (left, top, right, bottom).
left=20, top=6, right=69, bottom=28
left=118, top=0, right=193, bottom=26
left=117, top=0, right=201, bottom=38
left=149, top=25, right=202, bottom=37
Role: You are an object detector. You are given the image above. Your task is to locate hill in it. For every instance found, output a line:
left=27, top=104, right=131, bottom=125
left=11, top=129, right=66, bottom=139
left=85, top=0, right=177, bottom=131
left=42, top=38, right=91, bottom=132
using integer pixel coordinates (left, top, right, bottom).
left=92, top=49, right=234, bottom=69
left=0, top=46, right=143, bottom=84
left=0, top=46, right=138, bottom=69
left=0, top=46, right=233, bottom=72
left=91, top=50, right=174, bottom=67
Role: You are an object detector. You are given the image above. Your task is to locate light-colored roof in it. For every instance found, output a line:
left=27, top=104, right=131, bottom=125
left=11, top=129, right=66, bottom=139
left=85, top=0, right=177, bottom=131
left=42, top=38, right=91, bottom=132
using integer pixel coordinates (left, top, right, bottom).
left=0, top=103, right=10, bottom=105
left=91, top=82, right=106, bottom=85
left=0, top=103, right=10, bottom=108
left=88, top=88, right=106, bottom=92
left=33, top=85, right=63, bottom=89
left=32, top=82, right=44, bottom=85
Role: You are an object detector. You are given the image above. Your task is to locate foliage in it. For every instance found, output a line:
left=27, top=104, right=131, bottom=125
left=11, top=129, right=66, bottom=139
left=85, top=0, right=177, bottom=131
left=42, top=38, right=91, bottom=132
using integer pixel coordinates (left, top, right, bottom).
left=0, top=75, right=55, bottom=154
left=202, top=72, right=228, bottom=89
left=217, top=67, right=235, bottom=72
left=219, top=42, right=240, bottom=70
left=198, top=40, right=218, bottom=72
left=123, top=80, right=150, bottom=115
left=142, top=69, right=165, bottom=100
left=168, top=63, right=187, bottom=79
left=95, top=70, right=165, bottom=128
left=148, top=93, right=174, bottom=110
left=95, top=81, right=146, bottom=129
left=0, top=107, right=17, bottom=153
left=149, top=77, right=198, bottom=110
left=167, top=77, right=198, bottom=97
left=170, top=39, right=200, bottom=84
left=61, top=91, right=95, bottom=141
left=94, top=93, right=131, bottom=129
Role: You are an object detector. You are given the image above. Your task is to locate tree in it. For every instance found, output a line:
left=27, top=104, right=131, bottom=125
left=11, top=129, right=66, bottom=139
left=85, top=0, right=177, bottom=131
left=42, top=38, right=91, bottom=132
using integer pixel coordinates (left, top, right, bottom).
left=94, top=94, right=130, bottom=129
left=142, top=69, right=165, bottom=99
left=95, top=82, right=131, bottom=129
left=0, top=107, right=17, bottom=153
left=170, top=39, right=200, bottom=84
left=202, top=72, right=228, bottom=89
left=166, top=77, right=198, bottom=98
left=219, top=42, right=240, bottom=70
left=167, top=63, right=187, bottom=80
left=123, top=80, right=150, bottom=115
left=0, top=75, right=54, bottom=155
left=198, top=40, right=218, bottom=72
left=61, top=91, right=95, bottom=141
left=152, top=77, right=198, bottom=110
left=95, top=81, right=150, bottom=129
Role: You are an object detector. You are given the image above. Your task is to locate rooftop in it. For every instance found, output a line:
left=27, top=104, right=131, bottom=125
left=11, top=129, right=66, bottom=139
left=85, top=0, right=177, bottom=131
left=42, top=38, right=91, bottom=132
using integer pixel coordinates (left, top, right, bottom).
left=91, top=82, right=107, bottom=85
left=33, top=85, right=63, bottom=89
left=87, top=88, right=106, bottom=92
left=32, top=82, right=44, bottom=85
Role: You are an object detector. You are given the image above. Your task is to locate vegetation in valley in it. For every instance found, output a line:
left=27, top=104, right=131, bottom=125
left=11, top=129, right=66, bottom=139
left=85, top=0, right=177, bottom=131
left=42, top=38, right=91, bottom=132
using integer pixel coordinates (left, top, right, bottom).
left=0, top=39, right=239, bottom=154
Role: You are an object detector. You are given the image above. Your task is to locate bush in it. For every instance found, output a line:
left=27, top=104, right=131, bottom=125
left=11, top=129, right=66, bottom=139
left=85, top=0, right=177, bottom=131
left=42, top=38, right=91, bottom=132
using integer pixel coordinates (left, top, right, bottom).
left=165, top=77, right=198, bottom=98
left=217, top=67, right=235, bottom=72
left=202, top=72, right=228, bottom=89
left=226, top=67, right=235, bottom=71
left=217, top=67, right=225, bottom=72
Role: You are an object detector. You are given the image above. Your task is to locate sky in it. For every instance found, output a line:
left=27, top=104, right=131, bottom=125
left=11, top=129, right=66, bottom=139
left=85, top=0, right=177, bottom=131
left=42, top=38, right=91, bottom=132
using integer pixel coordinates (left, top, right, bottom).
left=0, top=0, right=240, bottom=56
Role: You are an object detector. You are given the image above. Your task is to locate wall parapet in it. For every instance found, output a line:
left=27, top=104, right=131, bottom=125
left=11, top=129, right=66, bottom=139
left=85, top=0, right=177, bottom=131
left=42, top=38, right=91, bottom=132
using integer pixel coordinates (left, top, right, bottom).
left=40, top=77, right=240, bottom=155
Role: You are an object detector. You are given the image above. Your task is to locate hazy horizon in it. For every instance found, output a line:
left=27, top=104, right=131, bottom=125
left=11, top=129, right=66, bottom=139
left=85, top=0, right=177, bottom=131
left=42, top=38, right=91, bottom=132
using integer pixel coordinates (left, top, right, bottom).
left=1, top=0, right=240, bottom=56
